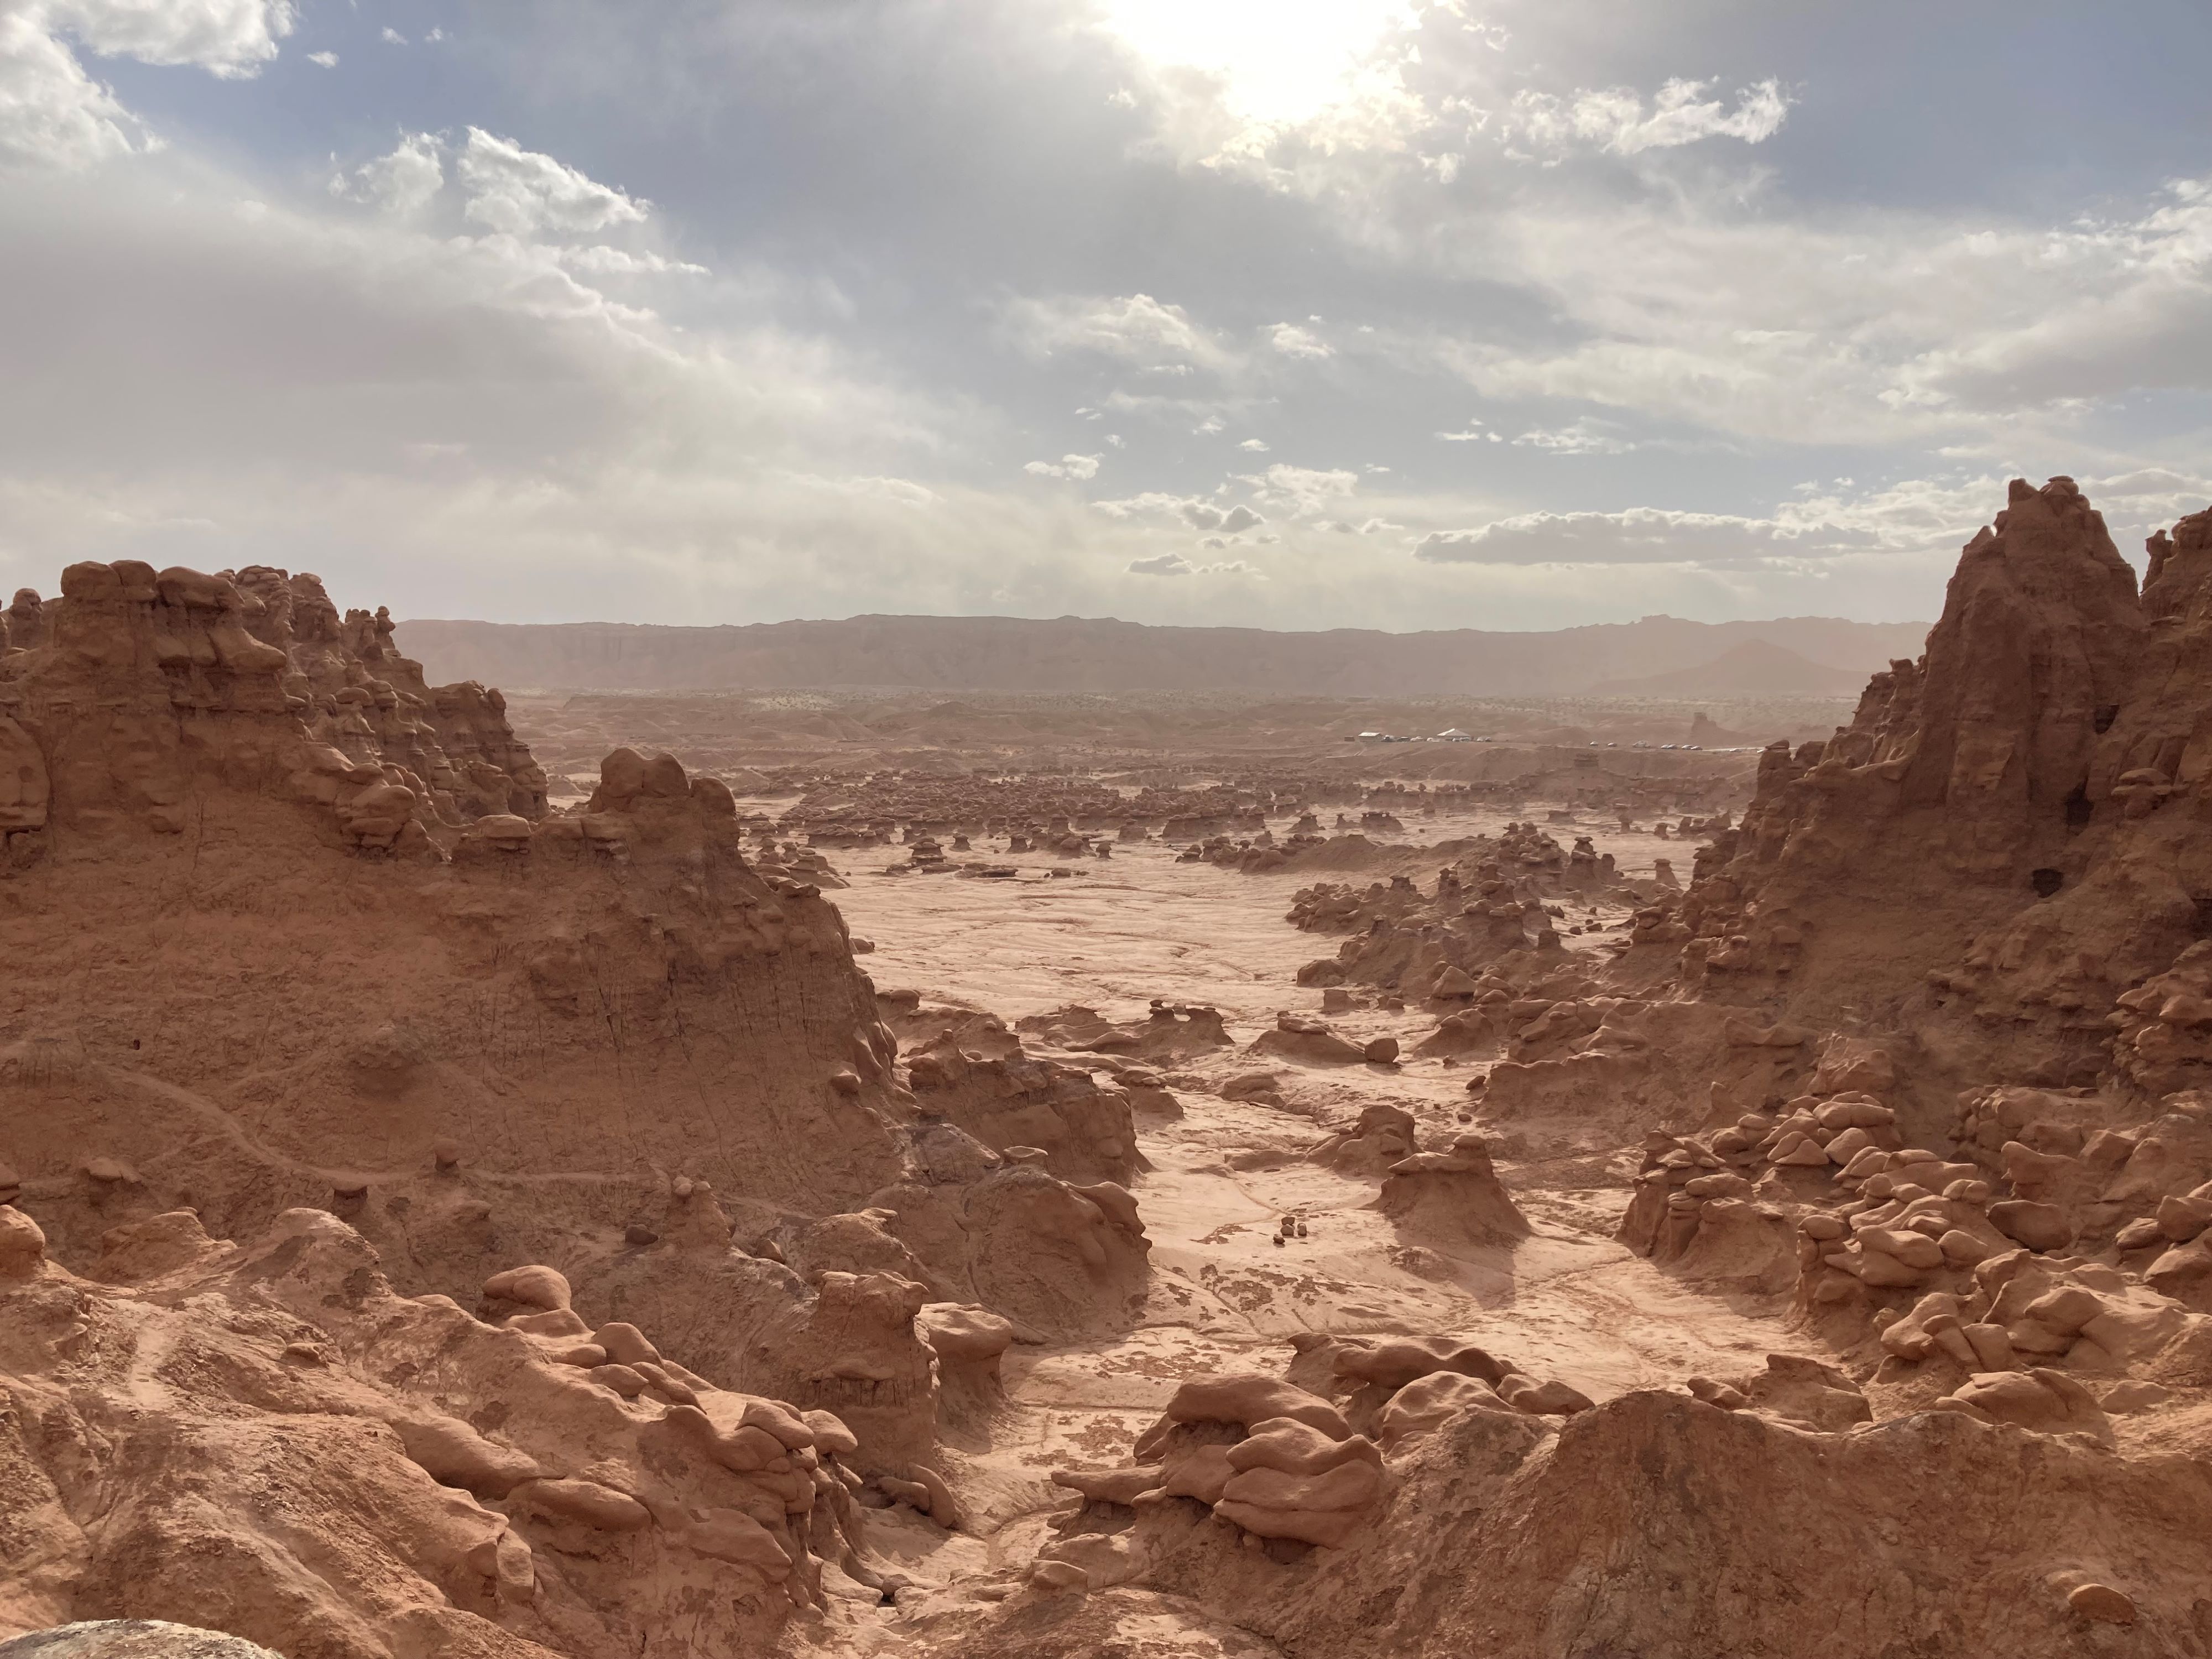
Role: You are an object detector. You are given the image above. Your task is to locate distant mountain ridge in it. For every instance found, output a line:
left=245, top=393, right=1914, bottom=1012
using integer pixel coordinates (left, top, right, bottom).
left=396, top=611, right=1931, bottom=698
left=1588, top=638, right=1873, bottom=698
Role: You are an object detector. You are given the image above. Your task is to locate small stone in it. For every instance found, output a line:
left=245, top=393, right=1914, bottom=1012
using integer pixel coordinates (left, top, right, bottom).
left=1030, top=1558, right=1090, bottom=1592
left=2068, top=1583, right=2136, bottom=1624
left=1987, top=1199, right=2073, bottom=1253
left=0, top=1204, right=47, bottom=1279
left=1937, top=1229, right=1991, bottom=1265
left=2099, top=1380, right=2171, bottom=1413
left=2115, top=1215, right=2164, bottom=1251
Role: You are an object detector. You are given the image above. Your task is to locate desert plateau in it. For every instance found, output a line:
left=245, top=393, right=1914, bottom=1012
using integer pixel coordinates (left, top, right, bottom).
left=0, top=478, right=2209, bottom=1659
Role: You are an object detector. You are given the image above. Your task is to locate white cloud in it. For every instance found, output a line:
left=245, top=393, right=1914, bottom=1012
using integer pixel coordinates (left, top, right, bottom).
left=1094, top=491, right=1264, bottom=534
left=0, top=152, right=1097, bottom=634
left=1244, top=463, right=1356, bottom=515
left=1268, top=321, right=1331, bottom=359
left=1390, top=170, right=2212, bottom=460
left=785, top=472, right=940, bottom=507
left=1089, top=491, right=1187, bottom=519
left=1, top=0, right=292, bottom=168
left=1003, top=291, right=1223, bottom=371
left=456, top=127, right=649, bottom=237
left=1415, top=507, right=1868, bottom=567
left=1511, top=418, right=1633, bottom=455
left=1091, top=0, right=1416, bottom=128
left=557, top=244, right=708, bottom=276
left=331, top=131, right=442, bottom=216
left=1407, top=473, right=2034, bottom=569
left=51, top=0, right=292, bottom=74
left=1238, top=437, right=1268, bottom=451
left=1177, top=500, right=1262, bottom=533
left=1502, top=79, right=1791, bottom=162
left=380, top=26, right=404, bottom=45
left=1126, top=550, right=1260, bottom=578
left=305, top=48, right=332, bottom=66
left=1025, top=453, right=1103, bottom=481
left=0, top=12, right=139, bottom=166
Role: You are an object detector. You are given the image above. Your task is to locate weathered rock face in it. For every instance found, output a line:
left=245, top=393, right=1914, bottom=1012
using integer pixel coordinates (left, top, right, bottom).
left=0, top=563, right=545, bottom=853
left=0, top=1211, right=890, bottom=1657
left=0, top=1623, right=288, bottom=1659
left=962, top=1379, right=2201, bottom=1659
left=1286, top=822, right=1642, bottom=995
left=1900, top=476, right=2143, bottom=832
left=0, top=562, right=923, bottom=1258
left=0, top=557, right=1176, bottom=1657
left=1229, top=1390, right=2206, bottom=1659
left=1371, top=1136, right=1530, bottom=1247
left=1643, top=481, right=2212, bottom=1118
left=1674, top=479, right=2145, bottom=1021
left=0, top=740, right=907, bottom=1287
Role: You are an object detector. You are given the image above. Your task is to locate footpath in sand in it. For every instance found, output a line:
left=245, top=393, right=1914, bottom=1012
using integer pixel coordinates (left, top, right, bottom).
left=823, top=807, right=1822, bottom=1599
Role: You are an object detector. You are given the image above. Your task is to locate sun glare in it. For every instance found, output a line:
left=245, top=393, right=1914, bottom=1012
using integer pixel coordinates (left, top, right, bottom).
left=1092, top=0, right=1419, bottom=125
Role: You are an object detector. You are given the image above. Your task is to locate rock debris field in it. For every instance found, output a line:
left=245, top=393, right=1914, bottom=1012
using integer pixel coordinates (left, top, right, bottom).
left=5, top=476, right=2212, bottom=1659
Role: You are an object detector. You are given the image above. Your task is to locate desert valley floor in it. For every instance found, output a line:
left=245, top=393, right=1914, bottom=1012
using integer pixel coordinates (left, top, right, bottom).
left=796, top=808, right=1815, bottom=1635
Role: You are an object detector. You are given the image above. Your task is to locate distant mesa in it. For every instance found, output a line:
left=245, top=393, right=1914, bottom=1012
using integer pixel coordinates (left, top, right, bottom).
left=1586, top=638, right=1872, bottom=699
left=395, top=612, right=1929, bottom=697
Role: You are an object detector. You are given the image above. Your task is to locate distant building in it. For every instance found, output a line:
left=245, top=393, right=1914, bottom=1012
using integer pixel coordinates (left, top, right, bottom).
left=1435, top=728, right=1472, bottom=742
left=1357, top=731, right=1385, bottom=742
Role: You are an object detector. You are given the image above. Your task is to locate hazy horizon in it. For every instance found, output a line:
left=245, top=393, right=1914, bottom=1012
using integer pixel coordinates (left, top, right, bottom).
left=4, top=2, right=2209, bottom=633
left=394, top=607, right=1928, bottom=636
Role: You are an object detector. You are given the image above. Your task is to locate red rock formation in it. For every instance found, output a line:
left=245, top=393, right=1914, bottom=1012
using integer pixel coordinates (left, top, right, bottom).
left=0, top=559, right=1160, bottom=1653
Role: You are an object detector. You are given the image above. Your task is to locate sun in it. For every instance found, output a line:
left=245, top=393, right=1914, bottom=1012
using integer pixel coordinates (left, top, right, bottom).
left=1091, top=0, right=1422, bottom=126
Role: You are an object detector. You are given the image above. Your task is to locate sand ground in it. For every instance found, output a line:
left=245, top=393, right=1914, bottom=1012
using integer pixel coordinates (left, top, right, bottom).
left=808, top=804, right=1816, bottom=1612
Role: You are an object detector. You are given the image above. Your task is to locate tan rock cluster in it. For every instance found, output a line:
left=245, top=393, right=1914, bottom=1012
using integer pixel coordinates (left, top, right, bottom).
left=0, top=562, right=542, bottom=855
left=1370, top=1134, right=1531, bottom=1246
left=1034, top=1332, right=1597, bottom=1591
left=1289, top=825, right=1669, bottom=996
left=0, top=1206, right=909, bottom=1654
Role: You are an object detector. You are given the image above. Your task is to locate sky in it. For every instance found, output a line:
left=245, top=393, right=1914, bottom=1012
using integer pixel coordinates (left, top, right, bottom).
left=2, top=1, right=2210, bottom=632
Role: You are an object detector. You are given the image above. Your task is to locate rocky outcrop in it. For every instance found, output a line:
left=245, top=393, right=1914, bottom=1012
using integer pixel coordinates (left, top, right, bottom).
left=963, top=1379, right=2200, bottom=1658
left=0, top=556, right=1167, bottom=1656
left=1668, top=479, right=2174, bottom=1088
left=1371, top=1136, right=1530, bottom=1247
left=0, top=1208, right=898, bottom=1655
left=0, top=562, right=543, bottom=854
